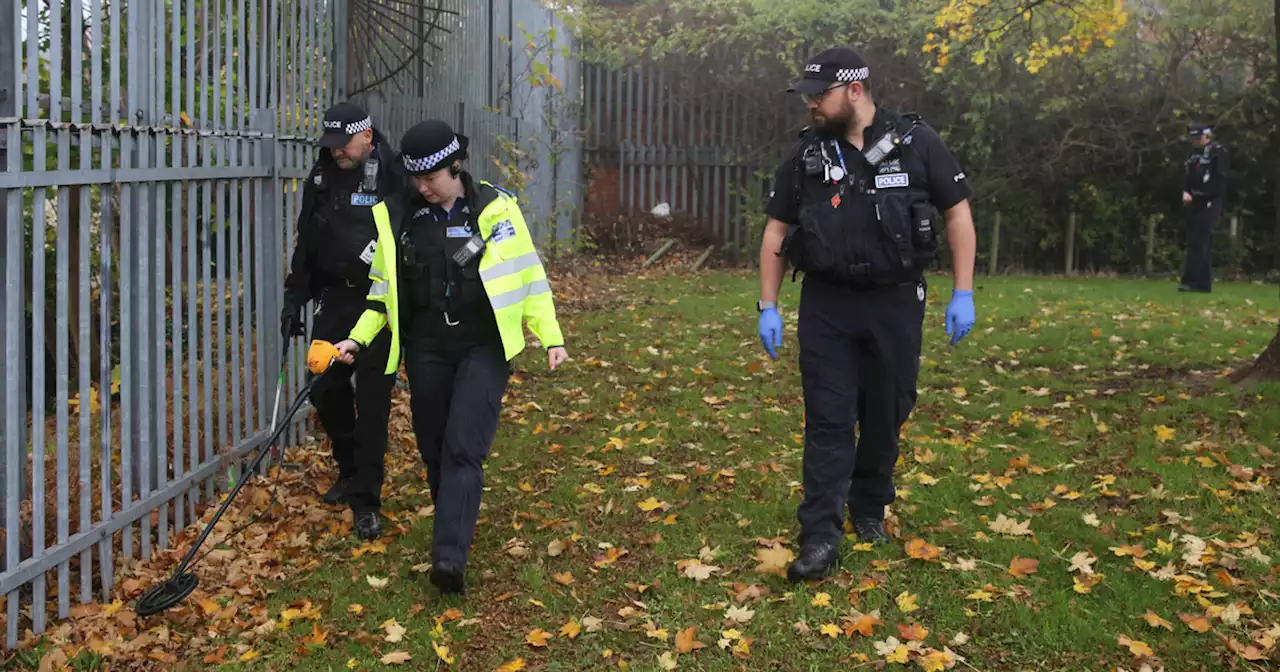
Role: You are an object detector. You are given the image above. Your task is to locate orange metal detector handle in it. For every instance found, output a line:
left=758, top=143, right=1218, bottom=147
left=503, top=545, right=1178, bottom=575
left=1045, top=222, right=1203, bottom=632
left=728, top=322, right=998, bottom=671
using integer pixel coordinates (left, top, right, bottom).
left=307, top=340, right=341, bottom=374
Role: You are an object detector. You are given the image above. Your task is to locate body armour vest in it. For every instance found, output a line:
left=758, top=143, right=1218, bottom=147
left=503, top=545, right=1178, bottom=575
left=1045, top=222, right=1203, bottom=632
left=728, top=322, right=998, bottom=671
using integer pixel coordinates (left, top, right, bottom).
left=780, top=113, right=939, bottom=287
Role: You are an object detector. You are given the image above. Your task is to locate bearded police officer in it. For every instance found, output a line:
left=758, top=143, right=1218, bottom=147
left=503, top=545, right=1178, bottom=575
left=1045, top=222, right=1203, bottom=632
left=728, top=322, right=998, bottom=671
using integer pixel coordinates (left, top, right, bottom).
left=756, top=48, right=977, bottom=582
left=332, top=119, right=569, bottom=594
left=281, top=102, right=403, bottom=540
left=1179, top=122, right=1229, bottom=293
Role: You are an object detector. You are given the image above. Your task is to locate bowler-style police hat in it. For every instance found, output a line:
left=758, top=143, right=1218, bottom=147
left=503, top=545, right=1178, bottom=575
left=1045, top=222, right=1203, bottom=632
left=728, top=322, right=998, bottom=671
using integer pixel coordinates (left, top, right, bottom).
left=400, top=119, right=470, bottom=176
left=319, top=101, right=373, bottom=148
left=788, top=47, right=871, bottom=95
left=1187, top=122, right=1213, bottom=137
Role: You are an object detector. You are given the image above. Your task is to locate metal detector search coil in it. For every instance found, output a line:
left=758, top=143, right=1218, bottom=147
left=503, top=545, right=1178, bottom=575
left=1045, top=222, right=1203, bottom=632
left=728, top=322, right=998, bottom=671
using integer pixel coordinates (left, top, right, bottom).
left=134, top=345, right=327, bottom=618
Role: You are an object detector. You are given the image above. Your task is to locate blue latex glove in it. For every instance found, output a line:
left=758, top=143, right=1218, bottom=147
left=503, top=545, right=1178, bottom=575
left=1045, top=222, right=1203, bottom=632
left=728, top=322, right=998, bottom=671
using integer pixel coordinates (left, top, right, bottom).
left=945, top=290, right=975, bottom=345
left=758, top=308, right=783, bottom=360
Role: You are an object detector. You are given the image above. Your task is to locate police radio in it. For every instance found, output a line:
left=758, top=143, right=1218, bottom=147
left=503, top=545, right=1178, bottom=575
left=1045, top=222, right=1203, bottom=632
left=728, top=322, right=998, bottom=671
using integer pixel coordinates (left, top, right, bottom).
left=863, top=131, right=901, bottom=167
left=801, top=145, right=823, bottom=178
left=451, top=232, right=487, bottom=267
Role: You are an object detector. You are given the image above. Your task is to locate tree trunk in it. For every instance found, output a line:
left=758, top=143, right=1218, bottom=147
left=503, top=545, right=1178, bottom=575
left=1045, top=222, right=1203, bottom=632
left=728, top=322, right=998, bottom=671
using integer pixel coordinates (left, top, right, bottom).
left=1232, top=325, right=1280, bottom=385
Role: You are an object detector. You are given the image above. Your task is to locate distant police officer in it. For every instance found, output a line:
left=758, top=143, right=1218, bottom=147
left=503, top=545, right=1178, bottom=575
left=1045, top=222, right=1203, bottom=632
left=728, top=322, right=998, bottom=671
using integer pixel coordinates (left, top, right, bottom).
left=1179, top=122, right=1229, bottom=293
left=281, top=102, right=402, bottom=540
left=332, top=119, right=569, bottom=594
left=756, top=48, right=978, bottom=582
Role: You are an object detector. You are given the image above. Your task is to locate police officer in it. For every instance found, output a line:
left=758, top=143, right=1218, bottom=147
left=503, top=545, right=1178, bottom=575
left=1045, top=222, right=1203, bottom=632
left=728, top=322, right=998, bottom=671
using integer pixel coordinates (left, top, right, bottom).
left=331, top=119, right=569, bottom=594
left=756, top=48, right=977, bottom=581
left=1179, top=122, right=1228, bottom=293
left=281, top=102, right=402, bottom=540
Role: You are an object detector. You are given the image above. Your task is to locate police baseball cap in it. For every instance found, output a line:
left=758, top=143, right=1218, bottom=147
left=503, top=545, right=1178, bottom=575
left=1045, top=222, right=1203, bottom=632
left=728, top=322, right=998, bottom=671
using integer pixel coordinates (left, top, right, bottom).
left=1187, top=122, right=1213, bottom=137
left=788, top=47, right=871, bottom=95
left=318, top=101, right=373, bottom=149
left=399, top=119, right=470, bottom=176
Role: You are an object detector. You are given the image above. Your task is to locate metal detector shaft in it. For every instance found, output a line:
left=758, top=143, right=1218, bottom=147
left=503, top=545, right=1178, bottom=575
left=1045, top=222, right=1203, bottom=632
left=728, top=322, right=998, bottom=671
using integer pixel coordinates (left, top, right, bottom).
left=169, top=374, right=320, bottom=578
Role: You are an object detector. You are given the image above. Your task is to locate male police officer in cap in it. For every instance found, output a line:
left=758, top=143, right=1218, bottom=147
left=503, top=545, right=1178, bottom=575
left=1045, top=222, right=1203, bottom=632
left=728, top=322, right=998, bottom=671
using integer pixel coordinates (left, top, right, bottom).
left=757, top=47, right=977, bottom=581
left=1179, top=122, right=1228, bottom=293
left=281, top=101, right=403, bottom=540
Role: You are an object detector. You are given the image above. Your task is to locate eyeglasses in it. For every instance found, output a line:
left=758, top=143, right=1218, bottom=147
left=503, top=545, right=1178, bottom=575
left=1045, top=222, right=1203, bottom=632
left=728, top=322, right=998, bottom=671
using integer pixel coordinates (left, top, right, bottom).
left=801, top=82, right=850, bottom=104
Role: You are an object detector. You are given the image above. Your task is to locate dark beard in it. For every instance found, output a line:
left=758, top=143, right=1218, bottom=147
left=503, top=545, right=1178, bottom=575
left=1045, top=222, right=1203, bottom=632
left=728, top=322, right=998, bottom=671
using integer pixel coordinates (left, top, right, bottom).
left=813, top=112, right=853, bottom=140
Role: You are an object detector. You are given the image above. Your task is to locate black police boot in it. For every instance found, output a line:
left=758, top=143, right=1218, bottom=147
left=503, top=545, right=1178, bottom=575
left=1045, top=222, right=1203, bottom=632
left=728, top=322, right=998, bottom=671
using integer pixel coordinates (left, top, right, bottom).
left=430, top=560, right=466, bottom=595
left=323, top=476, right=352, bottom=506
left=787, top=541, right=840, bottom=583
left=355, top=511, right=381, bottom=540
left=853, top=518, right=891, bottom=546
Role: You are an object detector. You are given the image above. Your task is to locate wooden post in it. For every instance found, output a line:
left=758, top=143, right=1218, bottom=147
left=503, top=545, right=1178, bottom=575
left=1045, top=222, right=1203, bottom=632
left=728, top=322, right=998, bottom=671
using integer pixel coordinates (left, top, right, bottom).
left=1145, top=215, right=1158, bottom=275
left=1065, top=212, right=1076, bottom=275
left=989, top=211, right=1001, bottom=275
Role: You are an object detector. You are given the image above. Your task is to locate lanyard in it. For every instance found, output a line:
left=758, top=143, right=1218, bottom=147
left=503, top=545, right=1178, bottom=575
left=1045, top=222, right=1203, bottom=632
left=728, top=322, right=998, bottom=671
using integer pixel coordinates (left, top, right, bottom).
left=831, top=140, right=849, bottom=180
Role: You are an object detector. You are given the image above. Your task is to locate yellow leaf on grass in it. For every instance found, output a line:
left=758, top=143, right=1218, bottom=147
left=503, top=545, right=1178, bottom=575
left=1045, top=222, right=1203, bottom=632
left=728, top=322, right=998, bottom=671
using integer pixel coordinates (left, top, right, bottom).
left=819, top=623, right=842, bottom=638
left=238, top=650, right=260, bottom=662
left=552, top=571, right=575, bottom=585
left=560, top=621, right=582, bottom=640
left=905, top=538, right=942, bottom=561
left=431, top=641, right=455, bottom=664
left=366, top=575, right=389, bottom=589
left=379, top=651, right=412, bottom=665
left=1117, top=635, right=1154, bottom=657
left=525, top=628, right=553, bottom=647
left=966, top=589, right=995, bottom=602
left=656, top=651, right=678, bottom=671
left=898, top=623, right=929, bottom=641
left=676, top=626, right=705, bottom=653
left=1179, top=613, right=1211, bottom=632
left=495, top=658, right=527, bottom=671
left=1154, top=425, right=1176, bottom=442
left=1140, top=611, right=1173, bottom=630
left=754, top=544, right=795, bottom=577
left=989, top=514, right=1033, bottom=536
left=1008, top=556, right=1040, bottom=578
left=896, top=592, right=920, bottom=613
left=845, top=611, right=882, bottom=637
left=637, top=497, right=666, bottom=512
left=918, top=649, right=956, bottom=672
left=811, top=592, right=832, bottom=607
left=348, top=604, right=364, bottom=615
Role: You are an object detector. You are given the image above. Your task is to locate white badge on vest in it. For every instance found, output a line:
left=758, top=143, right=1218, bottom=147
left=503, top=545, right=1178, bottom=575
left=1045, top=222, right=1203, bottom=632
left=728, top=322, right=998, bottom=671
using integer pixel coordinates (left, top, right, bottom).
left=874, top=173, right=909, bottom=189
left=446, top=226, right=472, bottom=238
left=359, top=240, right=377, bottom=265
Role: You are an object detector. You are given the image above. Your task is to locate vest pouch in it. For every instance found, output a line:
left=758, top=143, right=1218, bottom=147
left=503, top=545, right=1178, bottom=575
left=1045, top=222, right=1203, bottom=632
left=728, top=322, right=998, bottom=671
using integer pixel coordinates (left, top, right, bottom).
left=870, top=189, right=915, bottom=279
left=786, top=200, right=850, bottom=278
left=910, top=201, right=938, bottom=251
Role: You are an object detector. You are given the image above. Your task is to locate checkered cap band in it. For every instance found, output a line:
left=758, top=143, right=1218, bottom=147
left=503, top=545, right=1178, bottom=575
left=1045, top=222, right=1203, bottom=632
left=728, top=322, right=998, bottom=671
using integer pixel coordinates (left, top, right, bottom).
left=345, top=117, right=372, bottom=135
left=835, top=67, right=869, bottom=82
left=402, top=136, right=460, bottom=173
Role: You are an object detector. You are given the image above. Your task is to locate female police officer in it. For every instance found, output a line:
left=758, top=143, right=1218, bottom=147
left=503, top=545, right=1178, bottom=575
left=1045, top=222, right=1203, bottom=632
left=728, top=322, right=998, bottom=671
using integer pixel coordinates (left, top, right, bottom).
left=331, top=119, right=569, bottom=594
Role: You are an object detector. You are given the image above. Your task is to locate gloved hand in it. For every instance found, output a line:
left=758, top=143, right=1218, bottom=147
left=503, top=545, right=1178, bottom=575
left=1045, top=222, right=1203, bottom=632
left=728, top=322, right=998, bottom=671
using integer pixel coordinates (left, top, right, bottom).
left=945, top=290, right=975, bottom=345
left=280, top=304, right=304, bottom=339
left=758, top=308, right=783, bottom=360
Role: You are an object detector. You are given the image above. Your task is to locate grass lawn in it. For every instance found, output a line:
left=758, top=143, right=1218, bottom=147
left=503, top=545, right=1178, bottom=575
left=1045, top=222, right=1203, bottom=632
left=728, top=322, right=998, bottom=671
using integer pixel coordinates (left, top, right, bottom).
left=230, top=270, right=1277, bottom=672
left=20, top=269, right=1276, bottom=672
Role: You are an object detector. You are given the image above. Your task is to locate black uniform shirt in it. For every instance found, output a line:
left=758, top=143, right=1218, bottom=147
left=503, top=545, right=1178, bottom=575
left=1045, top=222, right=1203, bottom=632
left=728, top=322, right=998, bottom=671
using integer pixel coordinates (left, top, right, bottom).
left=765, top=107, right=971, bottom=226
left=1184, top=142, right=1228, bottom=201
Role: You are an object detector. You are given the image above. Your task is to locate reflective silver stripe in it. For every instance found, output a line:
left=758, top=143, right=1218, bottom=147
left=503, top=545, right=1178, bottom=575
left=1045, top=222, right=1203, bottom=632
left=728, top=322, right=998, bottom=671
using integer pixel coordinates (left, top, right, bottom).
left=480, top=251, right=542, bottom=283
left=369, top=280, right=389, bottom=296
left=370, top=267, right=385, bottom=282
left=490, top=278, right=551, bottom=310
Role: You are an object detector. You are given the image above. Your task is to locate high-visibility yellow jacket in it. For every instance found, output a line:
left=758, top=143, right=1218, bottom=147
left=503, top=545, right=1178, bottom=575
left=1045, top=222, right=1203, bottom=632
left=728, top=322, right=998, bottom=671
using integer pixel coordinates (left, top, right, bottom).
left=348, top=181, right=565, bottom=375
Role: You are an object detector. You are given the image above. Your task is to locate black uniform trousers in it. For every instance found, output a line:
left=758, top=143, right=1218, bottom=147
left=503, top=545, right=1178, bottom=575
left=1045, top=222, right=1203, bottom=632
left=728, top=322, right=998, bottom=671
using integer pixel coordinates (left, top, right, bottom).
left=795, top=276, right=926, bottom=546
left=405, top=338, right=510, bottom=567
left=308, top=287, right=396, bottom=514
left=1181, top=198, right=1221, bottom=292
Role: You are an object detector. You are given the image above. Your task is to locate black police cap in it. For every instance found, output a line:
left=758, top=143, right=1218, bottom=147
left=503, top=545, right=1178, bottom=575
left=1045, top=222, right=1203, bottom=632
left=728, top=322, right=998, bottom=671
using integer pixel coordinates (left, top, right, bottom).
left=788, top=47, right=871, bottom=95
left=318, top=101, right=372, bottom=148
left=400, top=119, right=470, bottom=176
left=1187, top=122, right=1213, bottom=137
